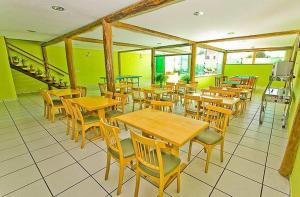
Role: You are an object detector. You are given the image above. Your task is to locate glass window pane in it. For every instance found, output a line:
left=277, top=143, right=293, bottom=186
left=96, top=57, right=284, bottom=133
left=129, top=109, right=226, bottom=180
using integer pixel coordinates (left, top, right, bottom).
left=255, top=51, right=286, bottom=64
left=227, top=52, right=253, bottom=64
left=196, top=48, right=223, bottom=76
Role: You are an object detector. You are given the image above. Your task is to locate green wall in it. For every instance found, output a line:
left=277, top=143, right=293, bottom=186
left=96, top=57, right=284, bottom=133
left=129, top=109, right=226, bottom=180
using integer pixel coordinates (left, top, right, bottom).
left=289, top=51, right=300, bottom=197
left=196, top=75, right=216, bottom=89
left=120, top=51, right=151, bottom=87
left=0, top=36, right=17, bottom=100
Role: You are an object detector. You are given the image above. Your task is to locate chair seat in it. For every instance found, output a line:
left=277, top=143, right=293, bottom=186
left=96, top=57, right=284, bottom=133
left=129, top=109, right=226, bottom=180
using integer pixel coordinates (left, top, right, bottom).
left=194, top=128, right=223, bottom=145
left=139, top=152, right=181, bottom=178
left=109, top=138, right=135, bottom=158
left=105, top=110, right=123, bottom=119
left=83, top=115, right=100, bottom=124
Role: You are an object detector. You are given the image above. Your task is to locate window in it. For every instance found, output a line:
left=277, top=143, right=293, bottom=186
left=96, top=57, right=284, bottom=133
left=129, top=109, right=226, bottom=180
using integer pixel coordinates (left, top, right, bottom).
left=165, top=55, right=189, bottom=74
left=255, top=51, right=286, bottom=64
left=195, top=48, right=223, bottom=76
left=227, top=52, right=253, bottom=64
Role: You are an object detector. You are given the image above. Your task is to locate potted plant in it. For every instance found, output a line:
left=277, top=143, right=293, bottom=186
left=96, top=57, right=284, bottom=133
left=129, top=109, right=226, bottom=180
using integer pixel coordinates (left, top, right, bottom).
left=155, top=73, right=168, bottom=88
left=181, top=74, right=191, bottom=84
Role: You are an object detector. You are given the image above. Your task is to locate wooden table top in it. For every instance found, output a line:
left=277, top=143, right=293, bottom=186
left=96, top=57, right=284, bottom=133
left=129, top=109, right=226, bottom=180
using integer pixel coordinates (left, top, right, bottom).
left=143, top=87, right=172, bottom=95
left=188, top=93, right=240, bottom=106
left=115, top=83, right=132, bottom=88
left=71, top=96, right=118, bottom=111
left=48, top=89, right=81, bottom=97
left=115, top=108, right=209, bottom=147
left=205, top=87, right=251, bottom=94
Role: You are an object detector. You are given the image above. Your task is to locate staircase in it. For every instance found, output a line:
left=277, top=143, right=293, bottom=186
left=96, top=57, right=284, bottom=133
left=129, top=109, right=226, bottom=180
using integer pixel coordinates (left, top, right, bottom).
left=6, top=42, right=69, bottom=89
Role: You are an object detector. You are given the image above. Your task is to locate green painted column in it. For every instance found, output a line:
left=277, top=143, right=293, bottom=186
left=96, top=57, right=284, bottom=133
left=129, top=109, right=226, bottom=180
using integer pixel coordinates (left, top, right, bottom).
left=0, top=36, right=17, bottom=100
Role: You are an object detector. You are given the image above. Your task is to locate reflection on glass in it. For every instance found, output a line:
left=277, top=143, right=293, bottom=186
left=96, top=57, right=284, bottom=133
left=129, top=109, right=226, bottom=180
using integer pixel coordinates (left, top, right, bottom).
left=196, top=48, right=223, bottom=76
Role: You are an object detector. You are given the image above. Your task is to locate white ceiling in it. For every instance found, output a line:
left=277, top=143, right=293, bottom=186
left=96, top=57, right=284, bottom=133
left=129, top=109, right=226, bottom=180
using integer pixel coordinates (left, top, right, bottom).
left=1, top=0, right=300, bottom=50
left=0, top=0, right=139, bottom=41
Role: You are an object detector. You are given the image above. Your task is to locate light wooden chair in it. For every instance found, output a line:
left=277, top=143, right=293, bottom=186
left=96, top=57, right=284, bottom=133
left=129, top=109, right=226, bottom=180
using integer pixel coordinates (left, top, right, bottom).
left=130, top=131, right=181, bottom=197
left=132, top=87, right=145, bottom=111
left=105, top=93, right=127, bottom=126
left=184, top=95, right=202, bottom=119
left=186, top=82, right=198, bottom=94
left=41, top=90, right=50, bottom=119
left=143, top=89, right=154, bottom=108
left=150, top=100, right=173, bottom=112
left=77, top=86, right=87, bottom=97
left=42, top=91, right=64, bottom=122
left=61, top=99, right=74, bottom=136
left=100, top=120, right=135, bottom=195
left=71, top=102, right=101, bottom=148
left=187, top=105, right=232, bottom=173
left=98, top=83, right=107, bottom=96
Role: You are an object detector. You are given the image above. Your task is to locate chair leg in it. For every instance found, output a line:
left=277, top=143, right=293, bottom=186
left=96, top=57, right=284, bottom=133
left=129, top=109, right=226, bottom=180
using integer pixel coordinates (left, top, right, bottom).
left=205, top=147, right=212, bottom=173
left=132, top=102, right=135, bottom=112
left=187, top=141, right=193, bottom=162
left=105, top=153, right=111, bottom=180
left=134, top=171, right=141, bottom=197
left=177, top=168, right=181, bottom=193
left=220, top=141, right=224, bottom=162
left=158, top=179, right=164, bottom=197
left=117, top=164, right=125, bottom=195
left=81, top=127, right=86, bottom=148
left=51, top=108, right=55, bottom=123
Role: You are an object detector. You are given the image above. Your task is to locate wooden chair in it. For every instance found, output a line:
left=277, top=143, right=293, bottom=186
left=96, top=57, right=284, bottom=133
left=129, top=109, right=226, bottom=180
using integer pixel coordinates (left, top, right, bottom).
left=105, top=93, right=127, bottom=125
left=42, top=91, right=64, bottom=122
left=132, top=87, right=145, bottom=111
left=71, top=102, right=101, bottom=148
left=100, top=120, right=135, bottom=195
left=175, top=83, right=186, bottom=103
left=130, top=131, right=181, bottom=197
left=105, top=91, right=114, bottom=99
left=41, top=90, right=50, bottom=119
left=184, top=95, right=202, bottom=119
left=98, top=83, right=107, bottom=96
left=61, top=99, right=74, bottom=136
left=186, top=82, right=198, bottom=94
left=143, top=89, right=154, bottom=108
left=77, top=86, right=87, bottom=97
left=150, top=100, right=173, bottom=112
left=187, top=105, right=232, bottom=173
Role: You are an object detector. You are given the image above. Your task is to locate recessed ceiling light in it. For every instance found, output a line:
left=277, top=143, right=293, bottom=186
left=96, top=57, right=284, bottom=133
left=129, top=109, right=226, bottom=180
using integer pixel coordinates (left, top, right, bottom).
left=51, top=5, right=65, bottom=11
left=157, top=42, right=162, bottom=45
left=227, top=32, right=235, bottom=35
left=193, top=11, right=204, bottom=16
left=27, top=30, right=36, bottom=33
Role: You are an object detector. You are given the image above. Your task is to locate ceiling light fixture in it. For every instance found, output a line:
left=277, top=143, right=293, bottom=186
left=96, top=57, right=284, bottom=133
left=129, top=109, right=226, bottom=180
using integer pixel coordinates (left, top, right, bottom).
left=27, top=30, right=36, bottom=33
left=157, top=42, right=162, bottom=45
left=193, top=11, right=204, bottom=16
left=227, top=32, right=235, bottom=35
left=51, top=5, right=65, bottom=11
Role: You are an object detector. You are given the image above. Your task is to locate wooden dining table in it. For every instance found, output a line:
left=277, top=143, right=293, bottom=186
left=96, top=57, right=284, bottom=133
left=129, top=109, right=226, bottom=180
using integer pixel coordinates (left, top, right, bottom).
left=143, top=87, right=173, bottom=99
left=48, top=89, right=81, bottom=98
left=71, top=96, right=119, bottom=140
left=116, top=108, right=209, bottom=152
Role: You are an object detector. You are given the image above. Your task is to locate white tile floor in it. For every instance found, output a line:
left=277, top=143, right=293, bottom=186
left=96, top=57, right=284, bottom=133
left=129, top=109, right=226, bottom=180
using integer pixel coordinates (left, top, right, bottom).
left=0, top=92, right=290, bottom=197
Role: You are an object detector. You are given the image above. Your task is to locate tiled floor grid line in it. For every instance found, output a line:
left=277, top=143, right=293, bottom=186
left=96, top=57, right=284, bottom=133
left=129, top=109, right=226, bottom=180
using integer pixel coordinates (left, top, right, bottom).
left=0, top=93, right=290, bottom=197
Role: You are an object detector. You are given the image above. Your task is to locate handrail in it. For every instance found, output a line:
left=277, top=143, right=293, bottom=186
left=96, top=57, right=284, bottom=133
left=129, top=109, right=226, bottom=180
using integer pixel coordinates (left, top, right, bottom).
left=6, top=43, right=68, bottom=75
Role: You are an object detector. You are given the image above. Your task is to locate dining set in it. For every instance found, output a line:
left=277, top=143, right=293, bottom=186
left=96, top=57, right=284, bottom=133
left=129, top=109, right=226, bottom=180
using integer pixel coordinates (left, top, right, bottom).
left=40, top=77, right=255, bottom=197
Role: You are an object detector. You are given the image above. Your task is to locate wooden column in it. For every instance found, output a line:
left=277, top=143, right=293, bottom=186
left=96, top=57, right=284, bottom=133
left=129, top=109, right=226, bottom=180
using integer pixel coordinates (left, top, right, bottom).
left=102, top=19, right=115, bottom=91
left=190, top=43, right=197, bottom=83
left=64, top=38, right=76, bottom=89
left=252, top=51, right=256, bottom=64
left=290, top=33, right=300, bottom=62
left=279, top=102, right=300, bottom=176
left=222, top=52, right=227, bottom=75
left=151, top=48, right=155, bottom=84
left=118, top=52, right=121, bottom=76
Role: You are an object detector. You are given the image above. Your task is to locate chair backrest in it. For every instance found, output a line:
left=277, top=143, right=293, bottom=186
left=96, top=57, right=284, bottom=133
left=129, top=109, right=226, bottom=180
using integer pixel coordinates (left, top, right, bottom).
left=248, top=77, right=257, bottom=88
left=220, top=83, right=232, bottom=88
left=132, top=87, right=143, bottom=100
left=41, top=90, right=54, bottom=106
left=209, top=86, right=223, bottom=90
left=184, top=94, right=202, bottom=112
left=100, top=120, right=124, bottom=159
left=114, top=92, right=128, bottom=112
left=202, top=105, right=232, bottom=136
left=130, top=131, right=166, bottom=177
left=105, top=91, right=114, bottom=99
left=236, top=84, right=251, bottom=89
left=150, top=100, right=173, bottom=112
left=76, top=86, right=87, bottom=97
left=61, top=99, right=73, bottom=117
left=98, top=83, right=107, bottom=96
left=201, top=97, right=223, bottom=110
left=240, top=78, right=249, bottom=85
left=70, top=102, right=84, bottom=123
left=143, top=89, right=154, bottom=102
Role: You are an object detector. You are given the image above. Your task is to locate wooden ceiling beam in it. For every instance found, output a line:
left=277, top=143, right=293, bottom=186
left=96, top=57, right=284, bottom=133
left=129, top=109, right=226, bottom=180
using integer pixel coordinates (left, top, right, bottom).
left=73, top=36, right=149, bottom=49
left=112, top=21, right=194, bottom=44
left=198, top=30, right=300, bottom=44
left=227, top=46, right=293, bottom=53
left=41, top=0, right=180, bottom=47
